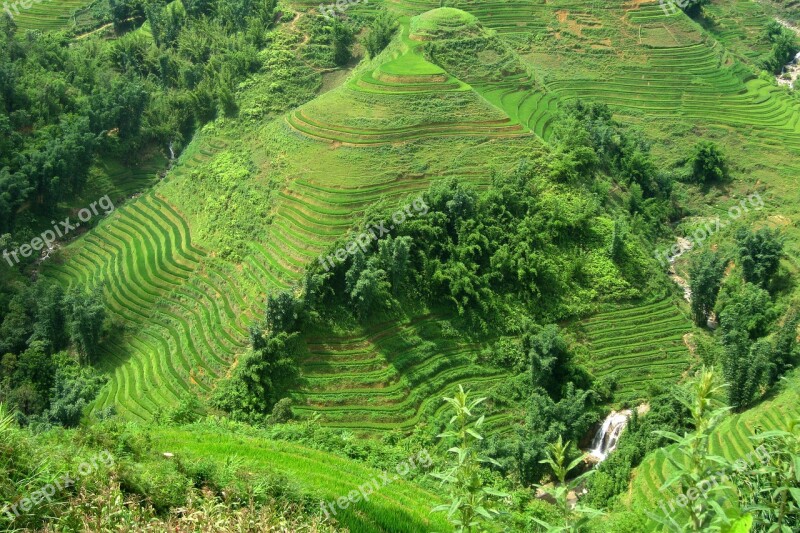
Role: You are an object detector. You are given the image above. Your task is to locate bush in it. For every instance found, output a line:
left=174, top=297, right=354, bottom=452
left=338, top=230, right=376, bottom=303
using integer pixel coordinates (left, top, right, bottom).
left=689, top=141, right=728, bottom=184
left=120, top=460, right=191, bottom=513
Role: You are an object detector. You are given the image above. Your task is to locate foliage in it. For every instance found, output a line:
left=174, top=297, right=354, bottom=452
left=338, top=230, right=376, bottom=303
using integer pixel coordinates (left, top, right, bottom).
left=330, top=18, right=355, bottom=66
left=734, top=421, right=800, bottom=531
left=306, top=156, right=653, bottom=332
left=525, top=324, right=573, bottom=399
left=682, top=0, right=711, bottom=18
left=515, top=384, right=596, bottom=486
left=689, top=141, right=728, bottom=184
left=363, top=9, right=398, bottom=58
left=0, top=280, right=106, bottom=423
left=0, top=412, right=332, bottom=531
left=649, top=367, right=742, bottom=531
left=760, top=20, right=800, bottom=74
left=34, top=361, right=107, bottom=428
left=266, top=290, right=300, bottom=334
left=718, top=281, right=778, bottom=409
left=688, top=249, right=727, bottom=327
left=210, top=331, right=300, bottom=423
left=64, top=285, right=107, bottom=364
left=534, top=436, right=603, bottom=531
left=735, top=227, right=783, bottom=288
left=432, top=385, right=508, bottom=532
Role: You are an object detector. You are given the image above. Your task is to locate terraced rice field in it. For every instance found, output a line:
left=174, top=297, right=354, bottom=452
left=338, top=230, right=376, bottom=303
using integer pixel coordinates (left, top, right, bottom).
left=42, top=137, right=261, bottom=420
left=40, top=0, right=798, bottom=432
left=579, top=298, right=693, bottom=398
left=41, top=9, right=537, bottom=423
left=154, top=424, right=449, bottom=533
left=287, top=20, right=525, bottom=145
left=6, top=0, right=92, bottom=31
left=293, top=315, right=508, bottom=431
left=629, top=375, right=800, bottom=514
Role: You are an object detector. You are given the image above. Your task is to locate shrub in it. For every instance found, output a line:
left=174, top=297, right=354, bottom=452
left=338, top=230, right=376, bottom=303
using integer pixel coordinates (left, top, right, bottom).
left=689, top=141, right=728, bottom=184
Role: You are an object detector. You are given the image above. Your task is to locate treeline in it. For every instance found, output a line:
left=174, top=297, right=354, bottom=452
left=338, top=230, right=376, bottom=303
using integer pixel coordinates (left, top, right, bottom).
left=690, top=226, right=799, bottom=410
left=0, top=280, right=108, bottom=427
left=0, top=0, right=279, bottom=235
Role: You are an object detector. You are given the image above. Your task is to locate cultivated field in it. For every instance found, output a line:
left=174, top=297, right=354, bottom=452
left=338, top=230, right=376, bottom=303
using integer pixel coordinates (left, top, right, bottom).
left=40, top=0, right=800, bottom=436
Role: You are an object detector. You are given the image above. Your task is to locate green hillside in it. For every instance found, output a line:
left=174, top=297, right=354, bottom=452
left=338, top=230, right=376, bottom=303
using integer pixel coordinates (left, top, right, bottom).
left=2, top=0, right=800, bottom=531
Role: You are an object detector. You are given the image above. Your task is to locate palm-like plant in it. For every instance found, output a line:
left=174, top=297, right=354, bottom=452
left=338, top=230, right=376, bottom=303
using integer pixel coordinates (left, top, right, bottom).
left=432, top=385, right=508, bottom=532
left=651, top=366, right=742, bottom=531
left=534, top=436, right=602, bottom=532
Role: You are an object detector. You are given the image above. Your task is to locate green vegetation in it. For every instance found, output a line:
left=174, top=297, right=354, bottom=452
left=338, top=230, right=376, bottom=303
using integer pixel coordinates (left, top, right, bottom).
left=2, top=0, right=800, bottom=530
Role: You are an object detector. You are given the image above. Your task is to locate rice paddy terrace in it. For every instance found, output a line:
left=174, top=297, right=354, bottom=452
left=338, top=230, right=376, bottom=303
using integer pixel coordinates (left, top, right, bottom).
left=40, top=8, right=539, bottom=427
left=628, top=373, right=800, bottom=516
left=6, top=0, right=93, bottom=31
left=154, top=424, right=449, bottom=532
left=292, top=314, right=509, bottom=432
left=40, top=0, right=800, bottom=437
left=578, top=297, right=693, bottom=399
left=286, top=15, right=526, bottom=144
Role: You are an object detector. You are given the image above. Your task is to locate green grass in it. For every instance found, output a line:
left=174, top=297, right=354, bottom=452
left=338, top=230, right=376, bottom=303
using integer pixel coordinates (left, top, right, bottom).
left=152, top=423, right=450, bottom=533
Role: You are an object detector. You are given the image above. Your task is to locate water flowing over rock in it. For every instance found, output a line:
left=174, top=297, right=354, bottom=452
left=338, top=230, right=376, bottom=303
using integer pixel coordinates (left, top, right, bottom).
left=587, top=404, right=649, bottom=463
left=588, top=410, right=630, bottom=462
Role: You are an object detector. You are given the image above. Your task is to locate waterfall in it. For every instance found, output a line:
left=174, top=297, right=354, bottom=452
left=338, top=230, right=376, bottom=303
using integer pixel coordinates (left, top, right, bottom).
left=588, top=410, right=631, bottom=462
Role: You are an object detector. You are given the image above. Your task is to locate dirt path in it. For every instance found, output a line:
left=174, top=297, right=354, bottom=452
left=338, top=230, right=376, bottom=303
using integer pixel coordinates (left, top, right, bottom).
left=74, top=22, right=113, bottom=40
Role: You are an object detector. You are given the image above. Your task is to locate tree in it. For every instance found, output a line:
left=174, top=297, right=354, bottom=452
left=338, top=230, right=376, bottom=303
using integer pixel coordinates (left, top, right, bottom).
left=349, top=265, right=391, bottom=318
left=39, top=364, right=107, bottom=427
left=682, top=0, right=710, bottom=18
left=718, top=281, right=774, bottom=340
left=363, top=10, right=398, bottom=58
left=771, top=311, right=799, bottom=383
left=265, top=290, right=299, bottom=334
left=761, top=21, right=799, bottom=73
left=211, top=332, right=299, bottom=422
left=520, top=384, right=595, bottom=486
left=330, top=19, right=355, bottom=66
left=688, top=250, right=727, bottom=327
left=735, top=227, right=783, bottom=288
left=377, top=235, right=412, bottom=295
left=689, top=141, right=728, bottom=184
left=432, top=385, right=507, bottom=532
left=30, top=283, right=67, bottom=353
left=534, top=436, right=602, bottom=531
left=718, top=282, right=775, bottom=408
left=524, top=324, right=570, bottom=398
left=64, top=286, right=107, bottom=365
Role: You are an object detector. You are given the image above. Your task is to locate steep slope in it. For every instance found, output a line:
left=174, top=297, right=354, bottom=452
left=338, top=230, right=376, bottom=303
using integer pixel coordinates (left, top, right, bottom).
left=43, top=12, right=539, bottom=423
